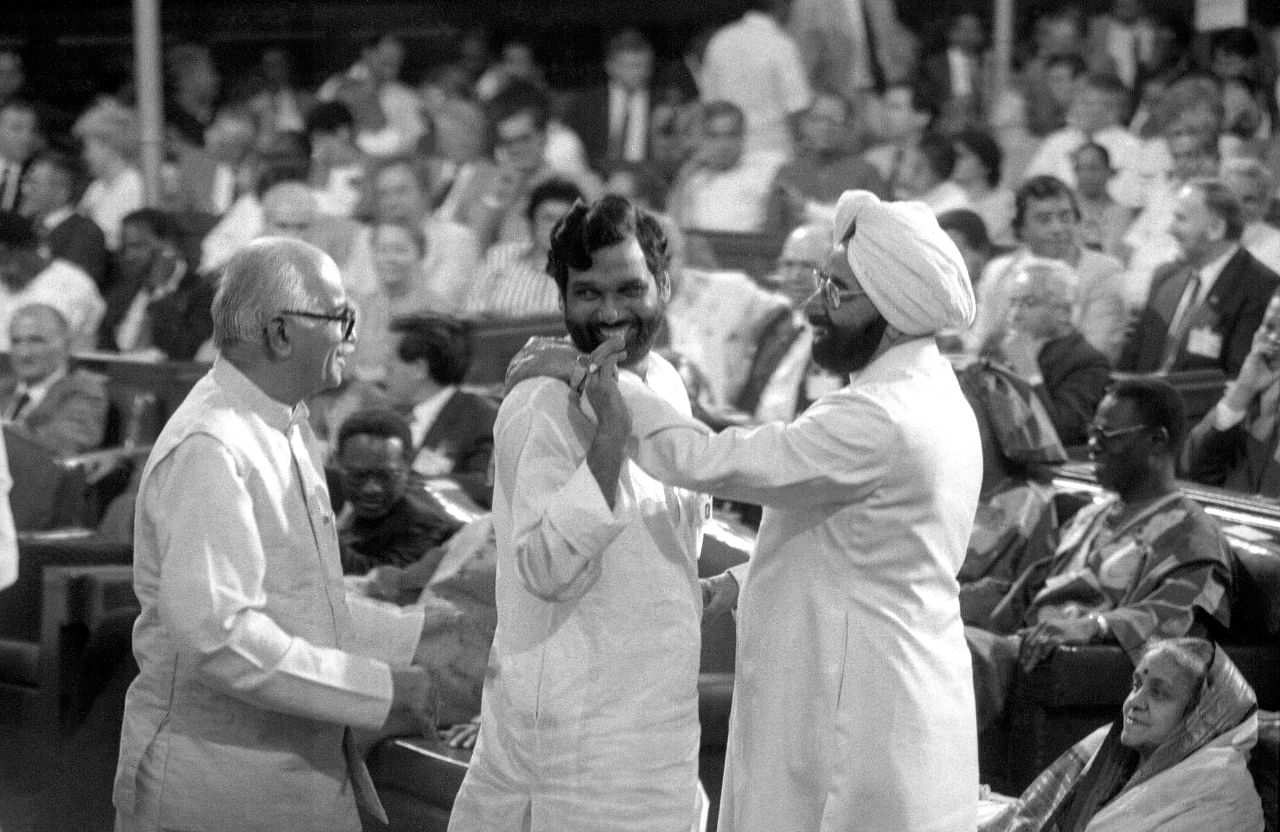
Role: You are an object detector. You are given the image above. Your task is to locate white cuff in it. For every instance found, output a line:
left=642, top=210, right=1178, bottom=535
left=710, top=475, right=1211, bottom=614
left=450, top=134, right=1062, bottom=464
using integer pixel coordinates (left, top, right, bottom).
left=1213, top=399, right=1248, bottom=432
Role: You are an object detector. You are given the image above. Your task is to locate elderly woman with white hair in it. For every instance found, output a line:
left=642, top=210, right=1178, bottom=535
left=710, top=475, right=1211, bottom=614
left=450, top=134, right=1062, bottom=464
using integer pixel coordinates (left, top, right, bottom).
left=981, top=637, right=1264, bottom=832
left=73, top=100, right=145, bottom=250
left=980, top=258, right=1112, bottom=447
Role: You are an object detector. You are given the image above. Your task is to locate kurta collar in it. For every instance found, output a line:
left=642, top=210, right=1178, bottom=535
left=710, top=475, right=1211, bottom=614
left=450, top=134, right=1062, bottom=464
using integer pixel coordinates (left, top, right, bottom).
left=851, top=336, right=946, bottom=386
left=213, top=357, right=309, bottom=433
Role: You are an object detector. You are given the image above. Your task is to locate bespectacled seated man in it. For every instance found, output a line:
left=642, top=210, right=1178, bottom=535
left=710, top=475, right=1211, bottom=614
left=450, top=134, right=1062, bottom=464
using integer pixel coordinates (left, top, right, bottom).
left=966, top=377, right=1234, bottom=733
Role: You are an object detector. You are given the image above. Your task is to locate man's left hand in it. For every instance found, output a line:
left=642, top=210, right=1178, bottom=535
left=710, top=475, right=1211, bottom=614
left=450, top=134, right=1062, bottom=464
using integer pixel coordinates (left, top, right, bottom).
left=504, top=336, right=579, bottom=396
left=1017, top=616, right=1099, bottom=672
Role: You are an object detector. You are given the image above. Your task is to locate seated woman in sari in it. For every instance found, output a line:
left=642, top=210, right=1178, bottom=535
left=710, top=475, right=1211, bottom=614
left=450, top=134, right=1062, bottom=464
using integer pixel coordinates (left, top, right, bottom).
left=981, top=637, right=1264, bottom=832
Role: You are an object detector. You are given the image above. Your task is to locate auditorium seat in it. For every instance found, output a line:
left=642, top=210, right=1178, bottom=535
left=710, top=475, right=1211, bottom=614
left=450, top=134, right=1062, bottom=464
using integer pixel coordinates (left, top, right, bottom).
left=980, top=472, right=1280, bottom=830
left=0, top=532, right=133, bottom=727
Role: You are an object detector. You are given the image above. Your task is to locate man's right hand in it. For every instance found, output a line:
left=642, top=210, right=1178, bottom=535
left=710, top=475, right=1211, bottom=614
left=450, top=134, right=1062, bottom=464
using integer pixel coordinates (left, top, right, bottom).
left=701, top=571, right=740, bottom=619
left=382, top=666, right=434, bottom=739
left=1231, top=325, right=1280, bottom=405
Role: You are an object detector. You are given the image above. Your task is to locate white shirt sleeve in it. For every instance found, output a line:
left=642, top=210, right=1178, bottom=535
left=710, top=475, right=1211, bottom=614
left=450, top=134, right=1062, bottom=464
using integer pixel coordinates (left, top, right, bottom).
left=147, top=436, right=395, bottom=731
left=620, top=372, right=890, bottom=509
left=498, top=383, right=628, bottom=602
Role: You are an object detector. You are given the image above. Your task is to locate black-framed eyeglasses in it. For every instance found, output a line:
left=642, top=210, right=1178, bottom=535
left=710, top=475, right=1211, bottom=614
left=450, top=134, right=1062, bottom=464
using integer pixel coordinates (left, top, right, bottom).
left=1086, top=423, right=1151, bottom=446
left=279, top=306, right=357, bottom=341
left=813, top=269, right=868, bottom=310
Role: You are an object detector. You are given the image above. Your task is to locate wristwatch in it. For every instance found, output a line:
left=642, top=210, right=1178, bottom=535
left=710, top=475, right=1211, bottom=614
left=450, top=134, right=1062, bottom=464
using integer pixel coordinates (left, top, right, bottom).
left=1090, top=613, right=1110, bottom=642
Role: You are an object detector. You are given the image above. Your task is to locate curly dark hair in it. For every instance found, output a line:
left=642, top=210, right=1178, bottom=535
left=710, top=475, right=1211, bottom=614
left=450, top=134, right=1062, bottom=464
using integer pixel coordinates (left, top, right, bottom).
left=545, top=195, right=670, bottom=299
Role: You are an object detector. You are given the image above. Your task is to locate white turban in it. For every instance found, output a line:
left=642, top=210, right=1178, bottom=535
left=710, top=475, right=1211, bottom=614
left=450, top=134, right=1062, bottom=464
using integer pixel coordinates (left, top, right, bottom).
left=832, top=191, right=975, bottom=336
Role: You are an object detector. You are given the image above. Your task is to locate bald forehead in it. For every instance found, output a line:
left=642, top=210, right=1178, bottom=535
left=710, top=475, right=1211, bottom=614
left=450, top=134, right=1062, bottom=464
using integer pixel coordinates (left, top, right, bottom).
left=263, top=184, right=315, bottom=215
left=1012, top=266, right=1074, bottom=300
left=10, top=305, right=68, bottom=336
left=783, top=225, right=834, bottom=263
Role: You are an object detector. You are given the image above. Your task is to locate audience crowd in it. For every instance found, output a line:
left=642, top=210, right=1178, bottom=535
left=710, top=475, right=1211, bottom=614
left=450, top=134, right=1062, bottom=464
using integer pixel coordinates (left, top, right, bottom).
left=3, top=1, right=1280, bottom=829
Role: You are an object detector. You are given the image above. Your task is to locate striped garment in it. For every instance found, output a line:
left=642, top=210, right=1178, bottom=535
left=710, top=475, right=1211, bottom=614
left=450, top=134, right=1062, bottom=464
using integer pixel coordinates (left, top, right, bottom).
left=462, top=241, right=562, bottom=321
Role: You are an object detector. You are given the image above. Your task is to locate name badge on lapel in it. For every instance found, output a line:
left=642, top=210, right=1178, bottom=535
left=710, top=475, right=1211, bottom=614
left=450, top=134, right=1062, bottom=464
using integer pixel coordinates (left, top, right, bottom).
left=1186, top=327, right=1223, bottom=359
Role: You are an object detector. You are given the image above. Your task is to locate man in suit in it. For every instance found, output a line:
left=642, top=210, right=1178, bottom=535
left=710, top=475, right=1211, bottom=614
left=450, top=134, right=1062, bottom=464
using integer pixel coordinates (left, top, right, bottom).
left=19, top=148, right=108, bottom=287
left=99, top=208, right=215, bottom=361
left=383, top=314, right=498, bottom=508
left=563, top=29, right=655, bottom=177
left=0, top=98, right=38, bottom=213
left=1183, top=289, right=1280, bottom=496
left=1119, top=178, right=1280, bottom=379
left=167, top=105, right=258, bottom=218
left=789, top=0, right=917, bottom=107
left=979, top=259, right=1111, bottom=447
left=913, top=9, right=990, bottom=134
left=1, top=302, right=108, bottom=456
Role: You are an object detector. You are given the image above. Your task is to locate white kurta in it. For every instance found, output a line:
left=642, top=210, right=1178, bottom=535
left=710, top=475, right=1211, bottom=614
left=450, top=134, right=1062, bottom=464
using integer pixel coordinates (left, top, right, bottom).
left=114, top=360, right=424, bottom=832
left=449, top=353, right=709, bottom=832
left=621, top=338, right=982, bottom=832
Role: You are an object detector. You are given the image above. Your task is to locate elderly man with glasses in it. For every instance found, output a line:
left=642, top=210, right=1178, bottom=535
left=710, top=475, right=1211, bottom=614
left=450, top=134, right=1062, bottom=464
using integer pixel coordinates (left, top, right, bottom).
left=114, top=237, right=437, bottom=832
left=966, top=377, right=1234, bottom=733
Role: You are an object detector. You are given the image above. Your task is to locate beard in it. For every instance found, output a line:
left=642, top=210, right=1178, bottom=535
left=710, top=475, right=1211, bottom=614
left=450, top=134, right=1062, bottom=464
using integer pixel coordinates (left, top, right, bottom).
left=810, top=312, right=889, bottom=375
left=566, top=308, right=665, bottom=369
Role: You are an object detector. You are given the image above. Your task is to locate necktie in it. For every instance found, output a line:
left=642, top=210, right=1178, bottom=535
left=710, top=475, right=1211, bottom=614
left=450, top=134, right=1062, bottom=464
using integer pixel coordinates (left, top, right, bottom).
left=7, top=390, right=30, bottom=421
left=1160, top=269, right=1201, bottom=371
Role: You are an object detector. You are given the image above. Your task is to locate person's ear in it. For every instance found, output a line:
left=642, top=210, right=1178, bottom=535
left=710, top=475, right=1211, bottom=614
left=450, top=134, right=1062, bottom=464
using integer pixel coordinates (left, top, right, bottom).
left=265, top=316, right=292, bottom=358
left=658, top=271, right=672, bottom=304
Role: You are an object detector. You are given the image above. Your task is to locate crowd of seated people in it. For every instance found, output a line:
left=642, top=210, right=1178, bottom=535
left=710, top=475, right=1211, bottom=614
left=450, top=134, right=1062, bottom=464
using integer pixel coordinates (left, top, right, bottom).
left=2, top=2, right=1280, bottom=826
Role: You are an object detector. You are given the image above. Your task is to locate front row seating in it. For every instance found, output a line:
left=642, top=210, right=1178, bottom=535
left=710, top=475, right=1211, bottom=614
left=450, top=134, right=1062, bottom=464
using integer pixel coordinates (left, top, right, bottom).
left=979, top=474, right=1280, bottom=832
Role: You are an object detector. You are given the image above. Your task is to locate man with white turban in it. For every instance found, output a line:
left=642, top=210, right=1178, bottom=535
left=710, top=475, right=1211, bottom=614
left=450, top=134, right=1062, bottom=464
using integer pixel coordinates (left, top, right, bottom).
left=509, top=189, right=984, bottom=831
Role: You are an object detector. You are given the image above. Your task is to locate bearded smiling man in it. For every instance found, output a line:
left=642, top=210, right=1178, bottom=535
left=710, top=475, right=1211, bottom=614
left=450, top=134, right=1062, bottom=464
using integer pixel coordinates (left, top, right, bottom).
left=511, top=189, right=984, bottom=832
left=447, top=195, right=711, bottom=832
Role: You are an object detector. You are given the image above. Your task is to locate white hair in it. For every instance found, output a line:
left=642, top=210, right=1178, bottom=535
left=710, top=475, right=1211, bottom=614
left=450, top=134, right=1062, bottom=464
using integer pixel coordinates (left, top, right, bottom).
left=1012, top=257, right=1079, bottom=306
left=212, top=237, right=328, bottom=349
left=1221, top=157, right=1275, bottom=196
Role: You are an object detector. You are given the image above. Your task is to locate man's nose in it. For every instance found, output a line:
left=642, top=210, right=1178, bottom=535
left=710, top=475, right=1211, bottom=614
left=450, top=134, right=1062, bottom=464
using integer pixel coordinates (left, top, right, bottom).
left=598, top=297, right=622, bottom=322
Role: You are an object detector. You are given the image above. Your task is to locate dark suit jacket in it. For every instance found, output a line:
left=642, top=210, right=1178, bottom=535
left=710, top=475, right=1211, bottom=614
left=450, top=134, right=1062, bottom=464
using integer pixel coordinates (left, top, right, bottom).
left=99, top=267, right=216, bottom=361
left=46, top=212, right=108, bottom=288
left=417, top=389, right=499, bottom=508
left=1182, top=397, right=1280, bottom=497
left=912, top=50, right=989, bottom=132
left=1118, top=248, right=1280, bottom=378
left=563, top=84, right=652, bottom=174
left=0, top=369, right=109, bottom=455
left=1035, top=329, right=1112, bottom=447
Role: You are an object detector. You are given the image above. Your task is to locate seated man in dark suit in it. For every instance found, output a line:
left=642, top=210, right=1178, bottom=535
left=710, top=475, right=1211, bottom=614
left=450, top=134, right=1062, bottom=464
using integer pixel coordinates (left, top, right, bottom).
left=979, top=258, right=1112, bottom=447
left=334, top=408, right=463, bottom=576
left=384, top=313, right=499, bottom=507
left=99, top=208, right=215, bottom=361
left=1183, top=288, right=1280, bottom=495
left=562, top=28, right=656, bottom=177
left=1119, top=178, right=1280, bottom=378
left=1, top=302, right=108, bottom=455
left=966, top=378, right=1234, bottom=730
left=19, top=149, right=108, bottom=288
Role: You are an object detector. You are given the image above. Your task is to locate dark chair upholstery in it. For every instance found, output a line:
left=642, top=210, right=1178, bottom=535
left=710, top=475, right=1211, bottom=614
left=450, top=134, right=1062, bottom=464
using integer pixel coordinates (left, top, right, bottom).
left=981, top=499, right=1280, bottom=829
left=0, top=532, right=132, bottom=725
